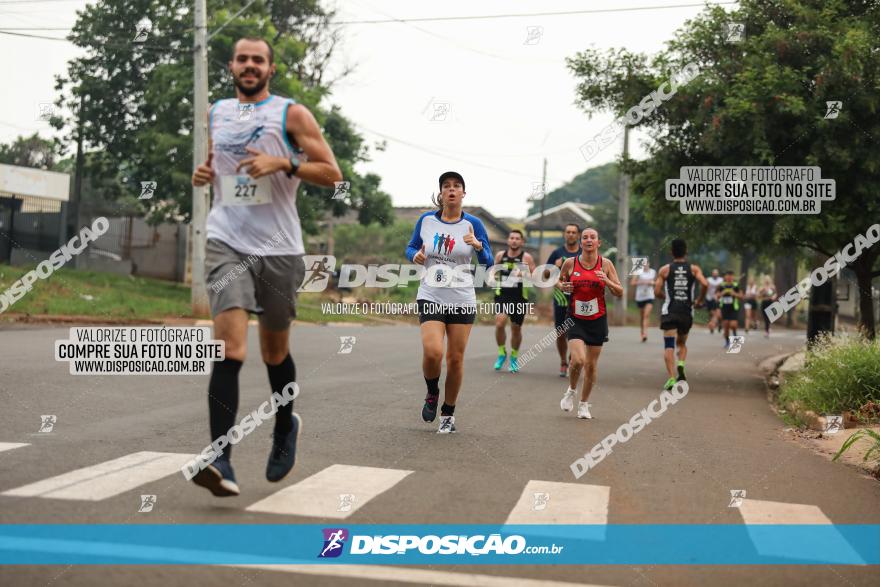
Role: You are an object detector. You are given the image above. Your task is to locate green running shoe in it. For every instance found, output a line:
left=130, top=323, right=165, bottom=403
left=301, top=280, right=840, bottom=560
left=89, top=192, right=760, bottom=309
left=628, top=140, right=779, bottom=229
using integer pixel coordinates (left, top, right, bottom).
left=664, top=377, right=676, bottom=391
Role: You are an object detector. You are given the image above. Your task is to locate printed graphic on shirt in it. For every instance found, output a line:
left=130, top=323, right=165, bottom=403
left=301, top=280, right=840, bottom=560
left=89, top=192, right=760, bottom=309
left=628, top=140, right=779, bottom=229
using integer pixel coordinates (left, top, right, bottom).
left=405, top=212, right=493, bottom=307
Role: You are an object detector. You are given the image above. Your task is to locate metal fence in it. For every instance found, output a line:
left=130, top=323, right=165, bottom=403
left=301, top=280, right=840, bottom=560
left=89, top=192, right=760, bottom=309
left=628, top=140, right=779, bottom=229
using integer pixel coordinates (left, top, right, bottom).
left=0, top=194, right=65, bottom=265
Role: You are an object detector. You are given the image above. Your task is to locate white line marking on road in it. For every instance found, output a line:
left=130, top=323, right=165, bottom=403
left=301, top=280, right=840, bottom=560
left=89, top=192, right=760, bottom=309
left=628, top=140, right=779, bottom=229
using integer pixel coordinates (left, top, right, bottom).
left=1, top=451, right=192, bottom=501
left=227, top=564, right=617, bottom=586
left=738, top=498, right=864, bottom=564
left=738, top=498, right=832, bottom=524
left=505, top=480, right=610, bottom=525
left=246, top=464, right=413, bottom=519
left=0, top=443, right=29, bottom=453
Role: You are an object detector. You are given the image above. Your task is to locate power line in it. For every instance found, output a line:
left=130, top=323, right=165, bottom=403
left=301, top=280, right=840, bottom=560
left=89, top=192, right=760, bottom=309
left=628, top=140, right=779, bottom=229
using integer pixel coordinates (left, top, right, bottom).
left=332, top=2, right=737, bottom=25
left=0, top=1, right=740, bottom=37
left=355, top=123, right=533, bottom=178
left=0, top=29, right=67, bottom=40
left=353, top=122, right=567, bottom=185
left=0, top=0, right=84, bottom=4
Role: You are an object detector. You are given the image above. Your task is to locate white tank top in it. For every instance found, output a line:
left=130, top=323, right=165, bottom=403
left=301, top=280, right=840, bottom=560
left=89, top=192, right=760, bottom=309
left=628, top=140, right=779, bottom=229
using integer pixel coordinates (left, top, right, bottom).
left=706, top=276, right=723, bottom=298
left=634, top=268, right=656, bottom=301
left=207, top=94, right=306, bottom=255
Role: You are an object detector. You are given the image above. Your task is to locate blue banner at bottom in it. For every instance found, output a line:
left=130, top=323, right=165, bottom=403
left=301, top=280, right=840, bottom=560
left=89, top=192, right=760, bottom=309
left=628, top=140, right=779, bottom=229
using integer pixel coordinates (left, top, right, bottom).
left=0, top=524, right=877, bottom=565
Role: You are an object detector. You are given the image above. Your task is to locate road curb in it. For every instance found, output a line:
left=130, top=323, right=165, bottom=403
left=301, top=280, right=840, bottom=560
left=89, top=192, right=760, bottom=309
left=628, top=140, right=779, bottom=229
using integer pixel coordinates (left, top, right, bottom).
left=766, top=350, right=879, bottom=479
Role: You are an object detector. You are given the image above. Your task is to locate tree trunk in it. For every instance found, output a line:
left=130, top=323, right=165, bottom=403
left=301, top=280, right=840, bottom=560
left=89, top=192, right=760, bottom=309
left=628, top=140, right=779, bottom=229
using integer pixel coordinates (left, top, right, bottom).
left=852, top=254, right=877, bottom=340
left=774, top=255, right=798, bottom=328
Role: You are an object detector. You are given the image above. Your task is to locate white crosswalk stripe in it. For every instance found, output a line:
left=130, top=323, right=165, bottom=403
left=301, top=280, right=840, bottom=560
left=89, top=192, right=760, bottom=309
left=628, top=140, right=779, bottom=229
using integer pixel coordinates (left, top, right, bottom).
left=504, top=480, right=610, bottom=525
left=737, top=498, right=864, bottom=564
left=246, top=464, right=413, bottom=518
left=229, top=564, right=617, bottom=586
left=1, top=451, right=192, bottom=501
left=0, top=442, right=29, bottom=453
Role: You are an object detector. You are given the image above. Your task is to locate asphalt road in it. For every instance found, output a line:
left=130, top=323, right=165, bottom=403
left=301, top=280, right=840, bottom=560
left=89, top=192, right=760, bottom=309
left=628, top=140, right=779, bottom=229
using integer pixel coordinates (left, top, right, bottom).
left=1, top=321, right=878, bottom=586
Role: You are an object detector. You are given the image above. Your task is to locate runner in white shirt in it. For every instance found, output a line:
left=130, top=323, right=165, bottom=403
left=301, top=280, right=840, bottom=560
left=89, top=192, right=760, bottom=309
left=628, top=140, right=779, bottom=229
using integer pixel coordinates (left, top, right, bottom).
left=744, top=277, right=759, bottom=333
left=630, top=259, right=656, bottom=342
left=758, top=275, right=779, bottom=338
left=705, top=269, right=724, bottom=335
left=189, top=37, right=342, bottom=497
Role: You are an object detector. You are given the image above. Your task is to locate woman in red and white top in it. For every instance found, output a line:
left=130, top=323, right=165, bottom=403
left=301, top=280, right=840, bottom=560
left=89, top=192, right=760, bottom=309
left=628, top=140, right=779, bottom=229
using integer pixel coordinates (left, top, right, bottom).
left=557, top=228, right=623, bottom=419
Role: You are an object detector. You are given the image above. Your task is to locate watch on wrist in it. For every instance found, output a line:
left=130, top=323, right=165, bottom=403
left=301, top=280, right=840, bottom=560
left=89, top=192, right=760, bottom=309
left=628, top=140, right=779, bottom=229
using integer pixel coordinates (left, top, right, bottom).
left=286, top=154, right=301, bottom=178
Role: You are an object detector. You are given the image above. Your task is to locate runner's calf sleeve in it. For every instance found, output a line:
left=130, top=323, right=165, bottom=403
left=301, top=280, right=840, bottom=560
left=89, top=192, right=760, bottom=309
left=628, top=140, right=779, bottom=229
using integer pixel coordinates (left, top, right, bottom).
left=208, top=358, right=243, bottom=459
left=266, top=354, right=296, bottom=436
left=441, top=402, right=455, bottom=416
left=664, top=336, right=675, bottom=349
left=425, top=376, right=440, bottom=396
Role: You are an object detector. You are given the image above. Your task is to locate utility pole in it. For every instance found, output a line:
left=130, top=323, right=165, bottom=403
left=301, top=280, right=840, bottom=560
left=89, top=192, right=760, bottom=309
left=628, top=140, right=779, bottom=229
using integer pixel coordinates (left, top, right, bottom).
left=191, top=0, right=210, bottom=316
left=614, top=126, right=630, bottom=327
left=537, top=157, right=547, bottom=258
left=70, top=93, right=85, bottom=241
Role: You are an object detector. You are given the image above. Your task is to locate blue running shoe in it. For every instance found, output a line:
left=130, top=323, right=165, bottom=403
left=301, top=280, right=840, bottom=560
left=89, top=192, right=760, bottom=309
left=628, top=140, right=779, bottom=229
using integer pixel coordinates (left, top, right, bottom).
left=509, top=356, right=519, bottom=373
left=494, top=354, right=507, bottom=370
left=266, top=413, right=302, bottom=482
left=192, top=457, right=240, bottom=497
left=422, top=393, right=439, bottom=422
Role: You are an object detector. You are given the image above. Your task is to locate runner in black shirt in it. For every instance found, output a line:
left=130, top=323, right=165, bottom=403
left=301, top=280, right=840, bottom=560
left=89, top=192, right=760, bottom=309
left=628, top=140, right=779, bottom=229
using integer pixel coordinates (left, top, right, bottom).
left=654, top=239, right=708, bottom=391
left=545, top=223, right=581, bottom=377
left=493, top=230, right=535, bottom=373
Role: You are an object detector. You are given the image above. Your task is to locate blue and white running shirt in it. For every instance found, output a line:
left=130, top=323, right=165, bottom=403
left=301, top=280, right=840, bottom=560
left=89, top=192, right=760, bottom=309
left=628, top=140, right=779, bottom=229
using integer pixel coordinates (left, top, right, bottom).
left=405, top=211, right=493, bottom=306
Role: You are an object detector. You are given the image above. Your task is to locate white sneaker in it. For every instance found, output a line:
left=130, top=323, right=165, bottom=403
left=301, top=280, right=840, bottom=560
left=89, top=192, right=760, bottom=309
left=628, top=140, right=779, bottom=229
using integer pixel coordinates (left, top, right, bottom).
left=560, top=388, right=576, bottom=412
left=437, top=415, right=456, bottom=434
left=577, top=402, right=593, bottom=419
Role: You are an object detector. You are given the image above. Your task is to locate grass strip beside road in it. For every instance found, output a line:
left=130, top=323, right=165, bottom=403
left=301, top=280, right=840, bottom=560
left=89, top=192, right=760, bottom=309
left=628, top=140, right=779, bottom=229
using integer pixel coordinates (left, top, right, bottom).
left=0, top=264, right=371, bottom=324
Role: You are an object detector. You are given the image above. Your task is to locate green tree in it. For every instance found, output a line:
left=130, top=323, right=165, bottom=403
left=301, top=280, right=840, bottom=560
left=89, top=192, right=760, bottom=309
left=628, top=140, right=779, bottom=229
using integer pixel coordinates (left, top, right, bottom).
left=568, top=0, right=880, bottom=337
left=0, top=134, right=58, bottom=169
left=333, top=221, right=413, bottom=265
left=52, top=0, right=392, bottom=227
left=530, top=162, right=682, bottom=265
left=528, top=162, right=619, bottom=213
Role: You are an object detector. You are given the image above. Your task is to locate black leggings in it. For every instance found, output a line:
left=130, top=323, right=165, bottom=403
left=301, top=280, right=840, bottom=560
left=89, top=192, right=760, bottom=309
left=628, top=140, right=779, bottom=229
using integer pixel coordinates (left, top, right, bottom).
left=760, top=300, right=773, bottom=332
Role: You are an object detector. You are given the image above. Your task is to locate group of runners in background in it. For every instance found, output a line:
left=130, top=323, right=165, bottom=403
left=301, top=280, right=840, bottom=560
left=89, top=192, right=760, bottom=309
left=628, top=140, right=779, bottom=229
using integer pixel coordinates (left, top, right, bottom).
left=409, top=178, right=782, bottom=432
left=453, top=217, right=786, bottom=422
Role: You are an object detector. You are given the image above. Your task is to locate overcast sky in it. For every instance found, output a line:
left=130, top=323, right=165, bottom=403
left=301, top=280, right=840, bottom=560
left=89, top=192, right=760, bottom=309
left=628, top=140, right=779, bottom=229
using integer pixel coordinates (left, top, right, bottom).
left=1, top=0, right=736, bottom=218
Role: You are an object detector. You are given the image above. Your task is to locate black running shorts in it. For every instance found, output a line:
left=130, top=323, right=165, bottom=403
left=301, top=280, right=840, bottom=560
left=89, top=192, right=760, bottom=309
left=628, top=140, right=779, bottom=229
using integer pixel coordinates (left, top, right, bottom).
left=553, top=303, right=569, bottom=329
left=417, top=299, right=476, bottom=325
left=660, top=313, right=693, bottom=335
left=636, top=299, right=654, bottom=309
left=706, top=299, right=719, bottom=311
left=565, top=314, right=609, bottom=346
left=494, top=293, right=526, bottom=326
left=720, top=305, right=739, bottom=321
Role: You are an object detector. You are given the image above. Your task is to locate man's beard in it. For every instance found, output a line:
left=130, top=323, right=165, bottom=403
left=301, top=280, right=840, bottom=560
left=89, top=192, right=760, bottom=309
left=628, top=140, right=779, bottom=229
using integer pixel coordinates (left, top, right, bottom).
left=234, top=72, right=269, bottom=97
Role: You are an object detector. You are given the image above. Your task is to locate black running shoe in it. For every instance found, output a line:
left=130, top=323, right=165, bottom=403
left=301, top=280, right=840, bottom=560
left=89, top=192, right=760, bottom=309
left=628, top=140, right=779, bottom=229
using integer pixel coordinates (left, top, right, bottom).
left=422, top=393, right=439, bottom=422
left=192, top=457, right=240, bottom=497
left=266, top=413, right=302, bottom=482
left=677, top=364, right=687, bottom=381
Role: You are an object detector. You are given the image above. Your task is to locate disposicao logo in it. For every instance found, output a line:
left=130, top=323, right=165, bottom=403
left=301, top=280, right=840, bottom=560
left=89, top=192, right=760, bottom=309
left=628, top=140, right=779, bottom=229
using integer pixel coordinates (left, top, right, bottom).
left=318, top=528, right=348, bottom=558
